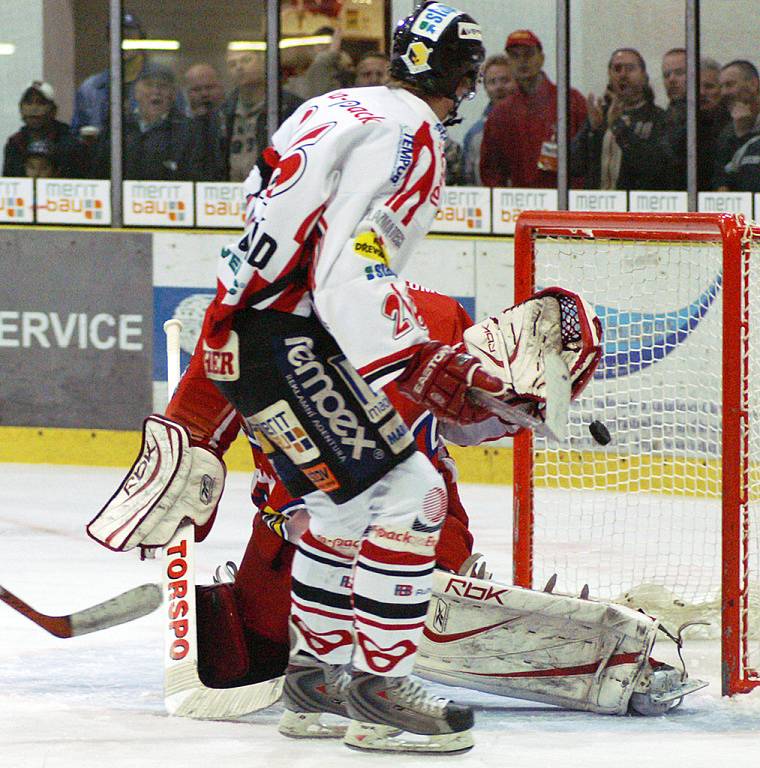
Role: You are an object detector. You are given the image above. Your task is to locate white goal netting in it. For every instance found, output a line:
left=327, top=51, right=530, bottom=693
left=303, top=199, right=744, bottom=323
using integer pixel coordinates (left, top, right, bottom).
left=516, top=221, right=760, bottom=691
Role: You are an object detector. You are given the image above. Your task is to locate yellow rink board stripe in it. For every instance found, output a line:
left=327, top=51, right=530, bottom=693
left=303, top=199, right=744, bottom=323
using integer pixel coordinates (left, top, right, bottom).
left=0, top=426, right=511, bottom=482
left=0, top=426, right=732, bottom=496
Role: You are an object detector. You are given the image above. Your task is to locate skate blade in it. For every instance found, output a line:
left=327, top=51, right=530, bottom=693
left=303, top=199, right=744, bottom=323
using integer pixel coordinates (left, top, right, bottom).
left=344, top=720, right=474, bottom=754
left=278, top=710, right=348, bottom=739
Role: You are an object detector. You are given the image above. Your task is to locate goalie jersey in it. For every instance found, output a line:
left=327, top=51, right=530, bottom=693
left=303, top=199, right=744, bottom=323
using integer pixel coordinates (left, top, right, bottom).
left=201, top=85, right=447, bottom=388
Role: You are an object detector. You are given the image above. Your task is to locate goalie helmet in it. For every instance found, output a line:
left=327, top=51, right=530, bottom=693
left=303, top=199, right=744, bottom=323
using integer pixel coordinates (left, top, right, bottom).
left=390, top=2, right=485, bottom=108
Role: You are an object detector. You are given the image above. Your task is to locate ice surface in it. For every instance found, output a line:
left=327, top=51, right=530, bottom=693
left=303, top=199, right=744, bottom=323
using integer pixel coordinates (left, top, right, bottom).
left=1, top=465, right=759, bottom=767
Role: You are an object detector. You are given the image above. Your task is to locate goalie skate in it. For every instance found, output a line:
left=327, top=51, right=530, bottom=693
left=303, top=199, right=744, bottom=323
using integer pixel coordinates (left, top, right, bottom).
left=344, top=673, right=474, bottom=754
left=416, top=570, right=707, bottom=716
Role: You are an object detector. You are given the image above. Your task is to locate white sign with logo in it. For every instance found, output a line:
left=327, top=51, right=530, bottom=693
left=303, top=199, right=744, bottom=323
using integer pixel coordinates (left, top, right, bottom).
left=195, top=183, right=246, bottom=228
left=0, top=177, right=34, bottom=223
left=628, top=190, right=688, bottom=213
left=492, top=187, right=558, bottom=235
left=123, top=181, right=194, bottom=227
left=569, top=190, right=628, bottom=213
left=35, top=179, right=111, bottom=224
left=430, top=186, right=490, bottom=234
left=698, top=191, right=753, bottom=219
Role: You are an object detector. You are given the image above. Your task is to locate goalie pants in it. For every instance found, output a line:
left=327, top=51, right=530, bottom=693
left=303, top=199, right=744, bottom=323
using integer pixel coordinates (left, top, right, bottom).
left=214, top=309, right=446, bottom=677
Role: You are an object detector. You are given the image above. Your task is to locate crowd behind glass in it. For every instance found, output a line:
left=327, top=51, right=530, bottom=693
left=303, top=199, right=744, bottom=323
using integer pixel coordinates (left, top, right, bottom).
left=4, top=10, right=758, bottom=194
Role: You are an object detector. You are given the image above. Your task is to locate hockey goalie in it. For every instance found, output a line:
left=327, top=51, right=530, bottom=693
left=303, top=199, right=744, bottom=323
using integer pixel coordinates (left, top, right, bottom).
left=88, top=283, right=706, bottom=724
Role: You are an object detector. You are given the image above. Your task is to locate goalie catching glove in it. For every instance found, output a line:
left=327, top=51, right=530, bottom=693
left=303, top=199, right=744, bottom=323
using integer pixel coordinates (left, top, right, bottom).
left=396, top=341, right=507, bottom=424
left=462, top=287, right=602, bottom=418
left=87, top=415, right=225, bottom=551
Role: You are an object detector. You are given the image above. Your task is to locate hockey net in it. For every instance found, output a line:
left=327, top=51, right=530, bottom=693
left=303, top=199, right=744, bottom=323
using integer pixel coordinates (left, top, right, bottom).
left=511, top=212, right=760, bottom=695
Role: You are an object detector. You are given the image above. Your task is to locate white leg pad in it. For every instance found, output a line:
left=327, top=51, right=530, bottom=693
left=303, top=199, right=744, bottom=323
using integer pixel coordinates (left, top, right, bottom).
left=415, top=570, right=707, bottom=715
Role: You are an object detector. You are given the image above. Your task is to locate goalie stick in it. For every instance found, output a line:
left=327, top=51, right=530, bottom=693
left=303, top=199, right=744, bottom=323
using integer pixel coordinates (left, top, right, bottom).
left=0, top=583, right=161, bottom=638
left=160, top=319, right=283, bottom=719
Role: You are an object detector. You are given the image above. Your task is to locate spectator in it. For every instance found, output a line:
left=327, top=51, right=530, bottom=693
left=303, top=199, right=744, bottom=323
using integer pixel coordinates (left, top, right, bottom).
left=23, top=140, right=58, bottom=179
left=661, top=48, right=687, bottom=187
left=183, top=63, right=227, bottom=181
left=93, top=67, right=222, bottom=181
left=183, top=63, right=225, bottom=117
left=461, top=54, right=515, bottom=185
left=223, top=48, right=302, bottom=182
left=570, top=48, right=676, bottom=190
left=719, top=131, right=760, bottom=191
left=713, top=60, right=760, bottom=188
left=3, top=81, right=86, bottom=178
left=480, top=30, right=586, bottom=188
left=355, top=52, right=390, bottom=87
left=698, top=58, right=730, bottom=189
left=285, top=27, right=355, bottom=100
left=71, top=11, right=186, bottom=138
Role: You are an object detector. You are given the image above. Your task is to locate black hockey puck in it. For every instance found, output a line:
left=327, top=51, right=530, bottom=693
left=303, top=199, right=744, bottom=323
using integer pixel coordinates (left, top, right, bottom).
left=589, top=420, right=611, bottom=445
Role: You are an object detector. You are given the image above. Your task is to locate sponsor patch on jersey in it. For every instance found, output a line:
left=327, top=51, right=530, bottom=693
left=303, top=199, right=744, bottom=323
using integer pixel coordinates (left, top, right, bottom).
left=379, top=413, right=414, bottom=455
left=364, top=263, right=396, bottom=281
left=203, top=331, right=239, bottom=381
left=303, top=462, right=340, bottom=492
left=457, top=21, right=482, bottom=41
left=410, top=3, right=459, bottom=41
left=391, top=127, right=415, bottom=185
left=247, top=400, right=320, bottom=465
left=401, top=41, right=432, bottom=75
left=353, top=231, right=390, bottom=265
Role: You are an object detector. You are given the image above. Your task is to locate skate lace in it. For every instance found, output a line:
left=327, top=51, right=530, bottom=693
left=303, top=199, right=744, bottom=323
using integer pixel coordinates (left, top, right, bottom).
left=393, top=677, right=448, bottom=716
left=326, top=666, right=352, bottom=696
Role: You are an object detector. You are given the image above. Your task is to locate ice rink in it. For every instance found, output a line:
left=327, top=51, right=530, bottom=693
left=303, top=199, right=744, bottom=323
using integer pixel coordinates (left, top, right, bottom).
left=2, top=463, right=759, bottom=768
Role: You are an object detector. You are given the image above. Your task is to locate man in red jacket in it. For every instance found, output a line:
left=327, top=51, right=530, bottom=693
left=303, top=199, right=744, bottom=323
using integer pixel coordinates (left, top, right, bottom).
left=480, top=30, right=587, bottom=188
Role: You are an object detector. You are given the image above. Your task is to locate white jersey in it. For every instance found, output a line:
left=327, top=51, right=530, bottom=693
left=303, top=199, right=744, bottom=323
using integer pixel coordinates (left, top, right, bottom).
left=203, top=85, right=447, bottom=388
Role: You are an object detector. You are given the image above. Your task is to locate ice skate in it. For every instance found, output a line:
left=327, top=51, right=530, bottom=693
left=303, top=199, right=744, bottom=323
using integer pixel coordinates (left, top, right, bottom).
left=344, top=672, right=474, bottom=754
left=278, top=652, right=351, bottom=739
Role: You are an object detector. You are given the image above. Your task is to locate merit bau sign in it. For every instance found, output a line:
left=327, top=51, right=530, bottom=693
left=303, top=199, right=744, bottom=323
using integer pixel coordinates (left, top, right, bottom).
left=36, top=179, right=111, bottom=224
left=123, top=181, right=194, bottom=227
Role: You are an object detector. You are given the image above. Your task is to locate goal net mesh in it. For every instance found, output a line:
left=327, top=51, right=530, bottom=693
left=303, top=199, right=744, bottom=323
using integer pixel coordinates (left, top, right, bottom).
left=526, top=231, right=760, bottom=673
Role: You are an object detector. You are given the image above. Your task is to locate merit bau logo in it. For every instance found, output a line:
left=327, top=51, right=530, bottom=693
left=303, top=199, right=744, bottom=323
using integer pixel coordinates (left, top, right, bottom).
left=123, top=181, right=194, bottom=227
left=36, top=180, right=110, bottom=224
left=0, top=178, right=33, bottom=222
left=431, top=187, right=490, bottom=233
left=195, top=182, right=245, bottom=228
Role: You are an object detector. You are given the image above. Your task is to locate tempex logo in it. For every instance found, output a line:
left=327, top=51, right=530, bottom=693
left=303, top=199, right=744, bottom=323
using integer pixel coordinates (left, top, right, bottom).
left=286, top=336, right=377, bottom=461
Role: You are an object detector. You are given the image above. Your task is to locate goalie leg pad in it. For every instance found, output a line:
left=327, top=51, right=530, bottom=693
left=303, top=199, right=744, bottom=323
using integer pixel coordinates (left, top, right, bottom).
left=415, top=571, right=706, bottom=715
left=87, top=415, right=225, bottom=551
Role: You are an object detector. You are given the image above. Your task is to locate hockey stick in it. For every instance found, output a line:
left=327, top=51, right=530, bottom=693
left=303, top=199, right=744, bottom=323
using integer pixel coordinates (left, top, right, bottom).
left=469, top=351, right=572, bottom=443
left=160, top=319, right=283, bottom=719
left=0, top=583, right=162, bottom=638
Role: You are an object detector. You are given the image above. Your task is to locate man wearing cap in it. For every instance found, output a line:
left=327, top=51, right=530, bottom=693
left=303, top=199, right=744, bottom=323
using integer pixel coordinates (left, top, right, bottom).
left=3, top=81, right=86, bottom=178
left=480, top=30, right=586, bottom=188
left=71, top=11, right=187, bottom=139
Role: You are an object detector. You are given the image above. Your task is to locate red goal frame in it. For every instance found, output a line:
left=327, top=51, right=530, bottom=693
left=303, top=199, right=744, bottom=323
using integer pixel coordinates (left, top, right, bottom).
left=511, top=211, right=757, bottom=696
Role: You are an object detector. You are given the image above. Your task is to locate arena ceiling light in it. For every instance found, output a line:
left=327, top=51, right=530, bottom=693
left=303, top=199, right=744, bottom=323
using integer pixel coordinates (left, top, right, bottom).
left=0, top=43, right=16, bottom=55
left=122, top=39, right=180, bottom=51
left=227, top=34, right=332, bottom=52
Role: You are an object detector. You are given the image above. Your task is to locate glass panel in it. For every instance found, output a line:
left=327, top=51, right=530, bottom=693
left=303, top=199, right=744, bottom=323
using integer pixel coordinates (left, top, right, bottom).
left=570, top=0, right=687, bottom=205
left=445, top=0, right=557, bottom=190
left=701, top=0, right=758, bottom=194
left=1, top=2, right=92, bottom=190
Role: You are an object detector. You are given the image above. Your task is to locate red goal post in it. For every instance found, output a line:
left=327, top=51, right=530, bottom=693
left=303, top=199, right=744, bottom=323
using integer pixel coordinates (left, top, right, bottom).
left=512, top=211, right=759, bottom=696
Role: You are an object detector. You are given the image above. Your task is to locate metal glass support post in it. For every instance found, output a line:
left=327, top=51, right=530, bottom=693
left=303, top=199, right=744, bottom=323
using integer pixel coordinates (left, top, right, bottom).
left=109, top=0, right=123, bottom=227
left=266, top=0, right=281, bottom=144
left=686, top=0, right=700, bottom=211
left=555, top=0, right=570, bottom=211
